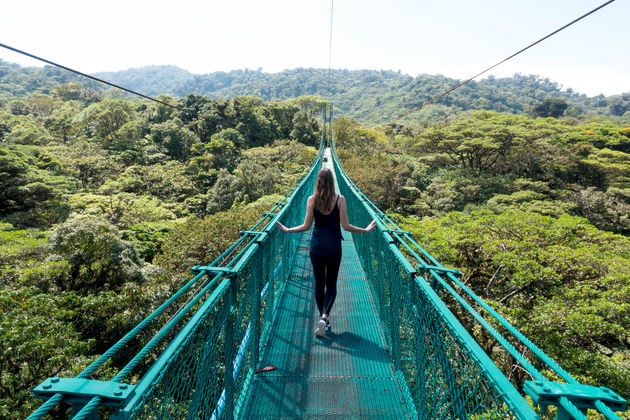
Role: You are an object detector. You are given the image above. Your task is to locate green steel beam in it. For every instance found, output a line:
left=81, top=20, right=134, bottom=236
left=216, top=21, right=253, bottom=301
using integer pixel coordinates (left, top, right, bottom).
left=33, top=378, right=134, bottom=408
left=524, top=381, right=627, bottom=414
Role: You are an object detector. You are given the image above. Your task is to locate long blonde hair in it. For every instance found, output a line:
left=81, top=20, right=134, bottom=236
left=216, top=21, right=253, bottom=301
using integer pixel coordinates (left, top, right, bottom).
left=313, top=168, right=335, bottom=213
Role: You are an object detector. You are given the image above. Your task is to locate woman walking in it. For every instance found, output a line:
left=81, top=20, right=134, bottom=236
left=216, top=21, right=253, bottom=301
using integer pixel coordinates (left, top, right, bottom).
left=277, top=168, right=375, bottom=337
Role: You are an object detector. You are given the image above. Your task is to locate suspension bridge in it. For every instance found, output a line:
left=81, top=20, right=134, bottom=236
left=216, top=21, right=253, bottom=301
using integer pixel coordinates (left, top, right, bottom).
left=2, top=0, right=625, bottom=416
left=25, top=118, right=627, bottom=419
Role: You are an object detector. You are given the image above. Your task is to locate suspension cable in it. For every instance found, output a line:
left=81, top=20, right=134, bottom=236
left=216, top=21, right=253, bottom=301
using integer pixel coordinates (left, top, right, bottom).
left=328, top=0, right=334, bottom=79
left=388, top=0, right=616, bottom=125
left=0, top=42, right=186, bottom=112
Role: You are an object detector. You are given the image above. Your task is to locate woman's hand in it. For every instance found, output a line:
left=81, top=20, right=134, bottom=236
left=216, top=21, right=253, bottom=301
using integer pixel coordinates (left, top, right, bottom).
left=276, top=221, right=289, bottom=232
left=364, top=219, right=377, bottom=233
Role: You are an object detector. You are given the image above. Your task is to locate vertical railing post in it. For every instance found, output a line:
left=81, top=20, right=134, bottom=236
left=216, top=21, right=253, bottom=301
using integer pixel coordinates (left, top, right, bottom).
left=269, top=245, right=277, bottom=315
left=223, top=277, right=237, bottom=419
left=251, top=248, right=262, bottom=372
left=429, top=310, right=466, bottom=419
left=390, top=265, right=402, bottom=371
left=329, top=103, right=333, bottom=146
left=322, top=105, right=328, bottom=147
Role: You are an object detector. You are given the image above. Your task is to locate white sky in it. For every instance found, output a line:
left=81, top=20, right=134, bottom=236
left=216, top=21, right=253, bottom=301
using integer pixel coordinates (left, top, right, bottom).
left=1, top=0, right=629, bottom=96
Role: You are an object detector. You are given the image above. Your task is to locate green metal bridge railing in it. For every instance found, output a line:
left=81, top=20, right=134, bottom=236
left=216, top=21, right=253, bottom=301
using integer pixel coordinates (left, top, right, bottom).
left=330, top=138, right=627, bottom=419
left=28, top=140, right=325, bottom=420
left=27, top=121, right=627, bottom=419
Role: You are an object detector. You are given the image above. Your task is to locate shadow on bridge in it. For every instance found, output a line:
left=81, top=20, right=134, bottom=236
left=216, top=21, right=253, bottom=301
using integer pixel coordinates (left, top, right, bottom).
left=240, top=231, right=415, bottom=418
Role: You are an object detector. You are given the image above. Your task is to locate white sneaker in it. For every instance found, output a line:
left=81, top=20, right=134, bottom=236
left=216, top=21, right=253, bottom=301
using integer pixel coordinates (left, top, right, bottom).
left=315, top=319, right=326, bottom=337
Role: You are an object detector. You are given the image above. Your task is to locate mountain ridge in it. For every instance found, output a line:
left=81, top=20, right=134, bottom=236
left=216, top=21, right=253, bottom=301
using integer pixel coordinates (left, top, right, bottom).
left=2, top=60, right=628, bottom=124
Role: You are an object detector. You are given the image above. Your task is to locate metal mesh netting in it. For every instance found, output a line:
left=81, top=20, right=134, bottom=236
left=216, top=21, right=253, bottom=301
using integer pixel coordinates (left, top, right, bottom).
left=408, top=285, right=518, bottom=419
left=121, top=151, right=322, bottom=419
left=25, top=144, right=322, bottom=419
left=125, top=281, right=230, bottom=419
left=28, top=132, right=624, bottom=418
left=332, top=148, right=535, bottom=419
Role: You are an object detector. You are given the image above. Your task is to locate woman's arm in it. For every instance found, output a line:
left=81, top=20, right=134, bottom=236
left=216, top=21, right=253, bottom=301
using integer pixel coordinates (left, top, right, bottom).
left=338, top=195, right=376, bottom=233
left=277, top=196, right=315, bottom=233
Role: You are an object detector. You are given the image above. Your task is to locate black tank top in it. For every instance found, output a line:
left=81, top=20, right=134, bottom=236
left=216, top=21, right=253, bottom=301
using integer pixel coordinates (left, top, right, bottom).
left=309, top=195, right=342, bottom=256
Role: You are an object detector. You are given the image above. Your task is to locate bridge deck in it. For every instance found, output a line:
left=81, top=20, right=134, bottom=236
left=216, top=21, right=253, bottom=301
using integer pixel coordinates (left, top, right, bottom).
left=240, top=232, right=415, bottom=419
left=240, top=148, right=415, bottom=418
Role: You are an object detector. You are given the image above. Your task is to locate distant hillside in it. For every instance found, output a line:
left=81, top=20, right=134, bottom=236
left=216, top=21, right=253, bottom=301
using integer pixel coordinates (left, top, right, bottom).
left=0, top=59, right=102, bottom=96
left=93, top=66, right=629, bottom=124
left=93, top=65, right=195, bottom=97
left=2, top=60, right=628, bottom=125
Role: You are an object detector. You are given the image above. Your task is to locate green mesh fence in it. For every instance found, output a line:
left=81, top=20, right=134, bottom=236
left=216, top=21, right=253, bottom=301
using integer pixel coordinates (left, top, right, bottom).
left=27, top=143, right=323, bottom=420
left=123, top=149, right=322, bottom=420
left=27, top=124, right=627, bottom=419
left=331, top=150, right=536, bottom=419
left=331, top=142, right=627, bottom=420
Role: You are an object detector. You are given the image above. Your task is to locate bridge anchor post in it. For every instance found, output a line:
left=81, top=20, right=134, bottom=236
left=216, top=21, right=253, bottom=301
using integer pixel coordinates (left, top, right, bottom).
left=524, top=380, right=627, bottom=419
left=33, top=378, right=135, bottom=419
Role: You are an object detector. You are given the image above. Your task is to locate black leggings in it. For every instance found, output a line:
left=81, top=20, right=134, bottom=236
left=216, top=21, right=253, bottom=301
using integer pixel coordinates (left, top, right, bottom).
left=310, top=253, right=342, bottom=317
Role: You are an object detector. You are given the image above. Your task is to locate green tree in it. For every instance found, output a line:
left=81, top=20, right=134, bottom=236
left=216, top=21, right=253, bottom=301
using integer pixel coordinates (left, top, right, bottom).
left=148, top=118, right=198, bottom=161
left=207, top=130, right=242, bottom=171
left=6, top=99, right=31, bottom=116
left=0, top=287, right=91, bottom=419
left=205, top=169, right=237, bottom=214
left=531, top=97, right=568, bottom=118
left=268, top=100, right=299, bottom=139
left=4, top=115, right=53, bottom=145
left=193, top=99, right=236, bottom=140
left=98, top=162, right=196, bottom=201
left=402, top=210, right=630, bottom=396
left=232, top=159, right=278, bottom=203
left=290, top=110, right=320, bottom=147
left=144, top=95, right=180, bottom=124
left=0, top=148, right=71, bottom=227
left=27, top=94, right=56, bottom=117
left=573, top=187, right=630, bottom=234
left=53, top=82, right=100, bottom=103
left=232, top=96, right=276, bottom=147
left=155, top=195, right=282, bottom=275
left=607, top=93, right=629, bottom=117
left=289, top=95, right=327, bottom=120
left=73, top=99, right=135, bottom=140
left=48, top=215, right=143, bottom=293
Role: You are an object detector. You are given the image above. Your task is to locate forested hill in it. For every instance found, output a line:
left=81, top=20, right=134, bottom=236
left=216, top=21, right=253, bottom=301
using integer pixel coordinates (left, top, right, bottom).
left=86, top=67, right=630, bottom=124
left=2, top=60, right=628, bottom=125
left=1, top=56, right=630, bottom=417
left=87, top=66, right=630, bottom=124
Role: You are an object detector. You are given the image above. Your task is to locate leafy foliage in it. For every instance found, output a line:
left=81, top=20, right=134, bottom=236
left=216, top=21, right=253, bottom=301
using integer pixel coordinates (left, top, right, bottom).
left=338, top=110, right=630, bottom=404
left=85, top=66, right=630, bottom=125
left=1, top=60, right=628, bottom=416
left=5, top=61, right=628, bottom=127
left=338, top=112, right=630, bottom=233
left=48, top=215, right=143, bottom=293
left=1, top=73, right=319, bottom=416
left=400, top=210, right=630, bottom=398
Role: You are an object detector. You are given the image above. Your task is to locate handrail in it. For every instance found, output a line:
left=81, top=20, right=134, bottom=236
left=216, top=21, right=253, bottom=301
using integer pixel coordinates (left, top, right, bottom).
left=330, top=136, right=627, bottom=419
left=28, top=138, right=326, bottom=419
left=26, top=114, right=627, bottom=419
left=330, top=141, right=538, bottom=419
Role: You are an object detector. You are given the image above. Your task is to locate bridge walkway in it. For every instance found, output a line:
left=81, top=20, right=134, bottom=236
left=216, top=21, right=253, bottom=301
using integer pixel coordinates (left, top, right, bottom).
left=240, top=148, right=416, bottom=418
